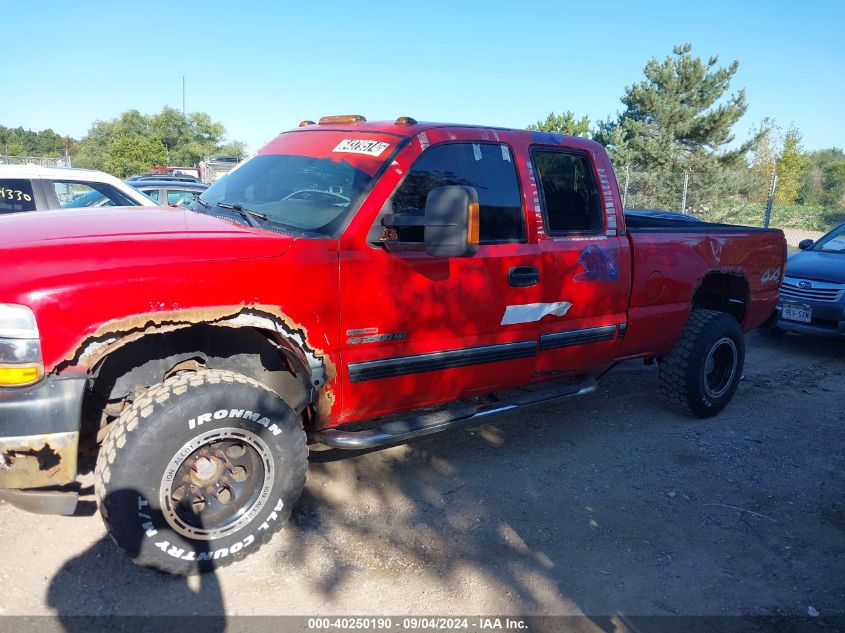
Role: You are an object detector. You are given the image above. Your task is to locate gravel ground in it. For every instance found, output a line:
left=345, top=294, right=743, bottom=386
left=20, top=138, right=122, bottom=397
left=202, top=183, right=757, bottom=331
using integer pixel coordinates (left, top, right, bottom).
left=0, top=332, right=842, bottom=620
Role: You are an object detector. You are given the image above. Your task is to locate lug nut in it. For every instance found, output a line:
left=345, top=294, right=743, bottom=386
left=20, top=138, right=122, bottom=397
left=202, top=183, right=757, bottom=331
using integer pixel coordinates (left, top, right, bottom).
left=227, top=444, right=246, bottom=459
left=229, top=465, right=247, bottom=482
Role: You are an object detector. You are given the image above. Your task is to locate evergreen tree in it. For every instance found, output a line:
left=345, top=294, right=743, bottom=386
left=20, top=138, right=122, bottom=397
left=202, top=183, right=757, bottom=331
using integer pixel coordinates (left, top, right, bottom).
left=527, top=111, right=590, bottom=138
left=595, top=43, right=754, bottom=171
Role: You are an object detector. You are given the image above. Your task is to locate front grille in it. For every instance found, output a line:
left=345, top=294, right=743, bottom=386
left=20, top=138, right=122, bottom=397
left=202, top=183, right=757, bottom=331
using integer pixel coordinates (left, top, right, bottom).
left=780, top=277, right=844, bottom=303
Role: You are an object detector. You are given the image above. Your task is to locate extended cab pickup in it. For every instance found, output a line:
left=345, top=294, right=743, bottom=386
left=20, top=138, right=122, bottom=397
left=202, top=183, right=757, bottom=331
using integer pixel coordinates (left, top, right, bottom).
left=0, top=116, right=785, bottom=573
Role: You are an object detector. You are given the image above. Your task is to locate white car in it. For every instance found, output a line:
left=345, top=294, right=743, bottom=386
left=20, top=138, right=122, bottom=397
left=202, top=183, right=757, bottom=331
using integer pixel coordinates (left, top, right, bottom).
left=0, top=165, right=156, bottom=215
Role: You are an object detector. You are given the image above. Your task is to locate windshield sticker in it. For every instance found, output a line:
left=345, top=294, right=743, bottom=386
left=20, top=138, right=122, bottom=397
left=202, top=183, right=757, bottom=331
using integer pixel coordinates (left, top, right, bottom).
left=332, top=139, right=390, bottom=157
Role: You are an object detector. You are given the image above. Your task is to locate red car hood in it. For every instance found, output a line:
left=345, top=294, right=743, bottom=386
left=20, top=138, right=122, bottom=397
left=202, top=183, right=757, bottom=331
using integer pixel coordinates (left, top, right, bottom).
left=0, top=206, right=298, bottom=300
left=0, top=206, right=289, bottom=251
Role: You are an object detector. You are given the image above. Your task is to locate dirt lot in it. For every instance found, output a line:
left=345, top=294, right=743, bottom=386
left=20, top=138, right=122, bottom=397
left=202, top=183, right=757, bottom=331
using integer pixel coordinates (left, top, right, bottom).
left=0, top=332, right=843, bottom=620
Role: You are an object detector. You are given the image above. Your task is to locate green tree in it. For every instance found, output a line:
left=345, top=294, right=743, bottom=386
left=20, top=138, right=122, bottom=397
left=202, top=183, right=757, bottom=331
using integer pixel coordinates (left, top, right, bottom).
left=102, top=134, right=168, bottom=178
left=775, top=127, right=809, bottom=204
left=74, top=110, right=152, bottom=171
left=0, top=125, right=73, bottom=158
left=595, top=43, right=754, bottom=171
left=149, top=107, right=227, bottom=166
left=747, top=118, right=778, bottom=203
left=74, top=107, right=243, bottom=176
left=527, top=111, right=590, bottom=137
left=801, top=148, right=845, bottom=209
left=216, top=141, right=247, bottom=159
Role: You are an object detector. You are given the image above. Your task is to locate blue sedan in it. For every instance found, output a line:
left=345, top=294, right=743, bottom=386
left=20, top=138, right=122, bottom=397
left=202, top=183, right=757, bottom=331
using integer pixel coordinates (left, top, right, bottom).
left=763, top=222, right=845, bottom=338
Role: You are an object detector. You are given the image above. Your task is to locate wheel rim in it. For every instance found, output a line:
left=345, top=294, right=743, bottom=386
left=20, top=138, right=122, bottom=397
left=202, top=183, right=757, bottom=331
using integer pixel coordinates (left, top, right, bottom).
left=159, top=427, right=275, bottom=540
left=703, top=337, right=738, bottom=399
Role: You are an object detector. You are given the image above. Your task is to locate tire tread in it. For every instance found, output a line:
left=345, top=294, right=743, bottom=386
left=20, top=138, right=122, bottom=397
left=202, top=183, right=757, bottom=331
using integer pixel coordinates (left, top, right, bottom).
left=659, top=309, right=743, bottom=418
left=94, top=368, right=307, bottom=574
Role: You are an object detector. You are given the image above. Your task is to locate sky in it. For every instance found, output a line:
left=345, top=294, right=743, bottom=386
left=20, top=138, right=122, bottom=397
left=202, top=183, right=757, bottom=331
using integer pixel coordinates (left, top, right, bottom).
left=3, top=0, right=844, bottom=154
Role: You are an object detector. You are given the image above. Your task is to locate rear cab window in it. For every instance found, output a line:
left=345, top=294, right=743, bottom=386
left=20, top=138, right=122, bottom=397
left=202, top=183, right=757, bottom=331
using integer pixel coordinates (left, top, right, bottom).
left=531, top=149, right=603, bottom=234
left=388, top=142, right=525, bottom=244
left=0, top=179, right=37, bottom=213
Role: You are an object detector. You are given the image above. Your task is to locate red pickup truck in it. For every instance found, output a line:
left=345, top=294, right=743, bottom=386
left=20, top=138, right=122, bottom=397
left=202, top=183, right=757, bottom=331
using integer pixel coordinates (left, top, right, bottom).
left=0, top=116, right=785, bottom=573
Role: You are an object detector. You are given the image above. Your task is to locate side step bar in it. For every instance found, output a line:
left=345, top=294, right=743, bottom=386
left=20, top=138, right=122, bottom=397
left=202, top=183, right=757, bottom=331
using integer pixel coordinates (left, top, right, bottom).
left=311, top=376, right=597, bottom=450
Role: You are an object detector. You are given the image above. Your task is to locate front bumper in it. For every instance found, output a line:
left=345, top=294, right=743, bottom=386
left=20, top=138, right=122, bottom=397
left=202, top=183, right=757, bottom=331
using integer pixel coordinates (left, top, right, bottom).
left=0, top=430, right=79, bottom=488
left=774, top=302, right=845, bottom=338
left=0, top=376, right=86, bottom=489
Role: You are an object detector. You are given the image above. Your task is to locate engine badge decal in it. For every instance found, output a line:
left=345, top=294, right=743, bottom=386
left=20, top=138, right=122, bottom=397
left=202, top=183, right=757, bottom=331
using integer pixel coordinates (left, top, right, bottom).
left=346, top=327, right=407, bottom=345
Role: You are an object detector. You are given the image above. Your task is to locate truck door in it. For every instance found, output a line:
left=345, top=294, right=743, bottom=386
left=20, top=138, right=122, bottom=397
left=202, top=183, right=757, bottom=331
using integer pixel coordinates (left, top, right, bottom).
left=529, top=147, right=632, bottom=376
left=337, top=139, right=542, bottom=424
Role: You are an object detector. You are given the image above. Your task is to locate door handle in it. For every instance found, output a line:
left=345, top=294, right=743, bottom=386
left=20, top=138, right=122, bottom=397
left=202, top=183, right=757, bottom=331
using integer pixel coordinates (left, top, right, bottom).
left=508, top=266, right=540, bottom=287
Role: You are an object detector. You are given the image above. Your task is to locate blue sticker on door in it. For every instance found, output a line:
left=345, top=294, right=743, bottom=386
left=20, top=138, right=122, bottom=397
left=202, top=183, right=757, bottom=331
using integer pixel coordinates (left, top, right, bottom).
left=574, top=244, right=619, bottom=282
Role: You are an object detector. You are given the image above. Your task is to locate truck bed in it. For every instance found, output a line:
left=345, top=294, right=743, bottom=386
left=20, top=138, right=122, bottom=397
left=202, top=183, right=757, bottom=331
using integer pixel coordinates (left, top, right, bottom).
left=624, top=209, right=781, bottom=234
left=617, top=215, right=785, bottom=360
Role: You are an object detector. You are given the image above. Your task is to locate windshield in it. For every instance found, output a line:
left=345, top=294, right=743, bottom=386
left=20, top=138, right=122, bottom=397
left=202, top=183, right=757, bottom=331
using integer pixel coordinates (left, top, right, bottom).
left=195, top=130, right=397, bottom=236
left=811, top=224, right=845, bottom=253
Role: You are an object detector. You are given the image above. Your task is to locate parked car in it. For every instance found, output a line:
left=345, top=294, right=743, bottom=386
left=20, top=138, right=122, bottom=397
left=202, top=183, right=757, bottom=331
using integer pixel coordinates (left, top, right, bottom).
left=128, top=179, right=209, bottom=207
left=126, top=173, right=203, bottom=184
left=0, top=165, right=155, bottom=214
left=760, top=222, right=845, bottom=338
left=0, top=115, right=785, bottom=574
left=282, top=189, right=349, bottom=206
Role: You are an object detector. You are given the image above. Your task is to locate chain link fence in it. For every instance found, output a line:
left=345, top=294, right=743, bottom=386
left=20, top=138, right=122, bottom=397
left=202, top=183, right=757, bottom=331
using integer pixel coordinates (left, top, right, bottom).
left=0, top=154, right=71, bottom=168
left=619, top=165, right=845, bottom=247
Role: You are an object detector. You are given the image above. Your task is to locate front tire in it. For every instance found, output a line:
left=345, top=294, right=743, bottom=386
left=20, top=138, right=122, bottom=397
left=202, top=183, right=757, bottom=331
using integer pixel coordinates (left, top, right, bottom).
left=94, top=368, right=307, bottom=574
left=659, top=309, right=745, bottom=418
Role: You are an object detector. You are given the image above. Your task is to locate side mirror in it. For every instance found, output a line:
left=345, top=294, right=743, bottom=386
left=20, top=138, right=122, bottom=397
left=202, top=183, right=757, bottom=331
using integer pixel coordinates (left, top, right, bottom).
left=423, top=186, right=479, bottom=258
left=380, top=186, right=479, bottom=258
left=798, top=239, right=813, bottom=250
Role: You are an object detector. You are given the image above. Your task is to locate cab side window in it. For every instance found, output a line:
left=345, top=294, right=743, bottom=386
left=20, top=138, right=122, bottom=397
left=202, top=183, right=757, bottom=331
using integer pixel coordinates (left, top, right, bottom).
left=391, top=142, right=525, bottom=244
left=532, top=150, right=602, bottom=233
left=52, top=181, right=137, bottom=208
left=140, top=188, right=160, bottom=202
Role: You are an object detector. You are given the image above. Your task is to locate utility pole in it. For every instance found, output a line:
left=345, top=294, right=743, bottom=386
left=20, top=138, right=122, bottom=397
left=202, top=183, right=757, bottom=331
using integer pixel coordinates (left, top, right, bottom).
left=764, top=162, right=777, bottom=228
left=681, top=170, right=690, bottom=214
left=182, top=76, right=186, bottom=117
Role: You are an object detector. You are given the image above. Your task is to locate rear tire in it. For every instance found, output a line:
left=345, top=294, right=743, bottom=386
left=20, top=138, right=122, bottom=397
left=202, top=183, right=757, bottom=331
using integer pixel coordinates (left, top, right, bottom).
left=659, top=309, right=745, bottom=418
left=94, top=368, right=307, bottom=575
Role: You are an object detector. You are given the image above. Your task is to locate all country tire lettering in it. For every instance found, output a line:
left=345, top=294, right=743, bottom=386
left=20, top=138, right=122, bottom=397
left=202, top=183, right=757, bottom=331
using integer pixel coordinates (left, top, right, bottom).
left=154, top=529, right=259, bottom=559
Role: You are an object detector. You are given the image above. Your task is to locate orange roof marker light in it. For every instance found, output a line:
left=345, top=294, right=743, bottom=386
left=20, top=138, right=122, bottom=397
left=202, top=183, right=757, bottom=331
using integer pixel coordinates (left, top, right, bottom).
left=318, top=115, right=367, bottom=125
left=395, top=116, right=417, bottom=126
left=299, top=120, right=316, bottom=127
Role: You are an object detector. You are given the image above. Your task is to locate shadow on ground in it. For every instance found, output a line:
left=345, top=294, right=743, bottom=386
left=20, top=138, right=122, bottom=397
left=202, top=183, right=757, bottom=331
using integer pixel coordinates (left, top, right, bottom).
left=42, top=333, right=845, bottom=620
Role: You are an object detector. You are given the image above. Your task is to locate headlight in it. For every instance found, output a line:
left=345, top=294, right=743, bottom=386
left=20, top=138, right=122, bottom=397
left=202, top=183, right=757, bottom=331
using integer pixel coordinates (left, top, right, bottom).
left=0, top=304, right=43, bottom=386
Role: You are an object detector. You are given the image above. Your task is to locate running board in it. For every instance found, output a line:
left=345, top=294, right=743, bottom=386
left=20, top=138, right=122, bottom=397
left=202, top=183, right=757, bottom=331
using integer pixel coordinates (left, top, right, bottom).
left=311, top=377, right=597, bottom=450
